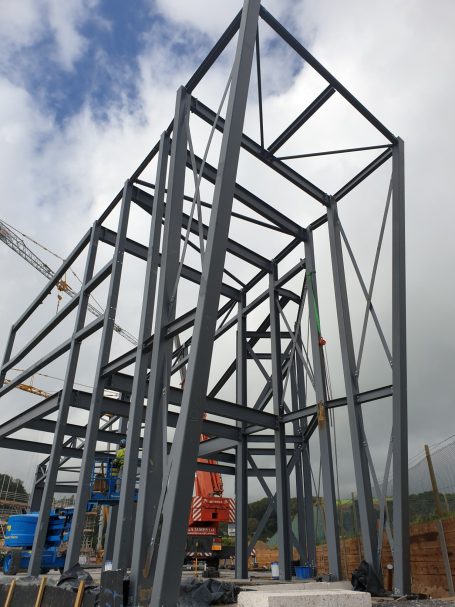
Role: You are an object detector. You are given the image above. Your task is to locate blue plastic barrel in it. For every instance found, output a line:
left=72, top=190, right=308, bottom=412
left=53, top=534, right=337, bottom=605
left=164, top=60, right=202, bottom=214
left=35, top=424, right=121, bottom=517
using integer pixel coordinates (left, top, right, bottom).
left=295, top=565, right=312, bottom=579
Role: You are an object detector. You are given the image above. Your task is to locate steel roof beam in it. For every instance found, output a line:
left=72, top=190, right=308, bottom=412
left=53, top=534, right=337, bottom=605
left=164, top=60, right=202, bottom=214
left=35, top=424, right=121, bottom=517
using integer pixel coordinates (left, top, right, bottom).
left=100, top=225, right=240, bottom=300
left=268, top=85, right=335, bottom=155
left=259, top=5, right=397, bottom=144
left=191, top=97, right=327, bottom=208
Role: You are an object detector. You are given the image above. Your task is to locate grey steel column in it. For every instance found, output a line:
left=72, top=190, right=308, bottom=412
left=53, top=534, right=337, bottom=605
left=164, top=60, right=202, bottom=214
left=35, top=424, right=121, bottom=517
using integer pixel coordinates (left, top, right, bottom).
left=392, top=137, right=409, bottom=595
left=29, top=223, right=100, bottom=575
left=65, top=182, right=132, bottom=569
left=235, top=292, right=248, bottom=579
left=28, top=464, right=46, bottom=512
left=112, top=132, right=171, bottom=572
left=295, top=333, right=316, bottom=566
left=327, top=199, right=378, bottom=573
left=304, top=230, right=341, bottom=579
left=118, top=415, right=128, bottom=435
left=118, top=393, right=129, bottom=435
left=0, top=329, right=16, bottom=386
left=130, top=89, right=189, bottom=605
left=150, top=2, right=260, bottom=603
left=290, top=358, right=307, bottom=565
left=104, top=505, right=118, bottom=564
left=269, top=264, right=292, bottom=580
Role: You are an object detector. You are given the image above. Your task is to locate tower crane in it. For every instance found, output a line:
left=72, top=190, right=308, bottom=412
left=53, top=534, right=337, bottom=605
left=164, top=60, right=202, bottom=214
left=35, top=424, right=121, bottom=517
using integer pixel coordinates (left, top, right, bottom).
left=2, top=378, right=51, bottom=399
left=0, top=219, right=137, bottom=345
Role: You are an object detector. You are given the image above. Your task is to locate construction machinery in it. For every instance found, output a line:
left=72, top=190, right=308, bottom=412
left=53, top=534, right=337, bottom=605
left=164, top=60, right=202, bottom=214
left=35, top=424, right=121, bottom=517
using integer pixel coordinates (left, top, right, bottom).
left=2, top=451, right=235, bottom=574
left=2, top=508, right=74, bottom=574
left=186, top=428, right=235, bottom=569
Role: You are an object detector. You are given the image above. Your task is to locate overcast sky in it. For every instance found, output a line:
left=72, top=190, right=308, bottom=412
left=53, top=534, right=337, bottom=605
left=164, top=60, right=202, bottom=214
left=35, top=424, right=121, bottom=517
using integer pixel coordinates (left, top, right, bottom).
left=0, top=0, right=454, bottom=502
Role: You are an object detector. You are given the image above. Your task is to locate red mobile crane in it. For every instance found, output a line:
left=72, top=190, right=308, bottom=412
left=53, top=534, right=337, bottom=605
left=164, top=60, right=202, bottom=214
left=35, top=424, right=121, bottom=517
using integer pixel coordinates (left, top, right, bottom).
left=185, top=419, right=235, bottom=569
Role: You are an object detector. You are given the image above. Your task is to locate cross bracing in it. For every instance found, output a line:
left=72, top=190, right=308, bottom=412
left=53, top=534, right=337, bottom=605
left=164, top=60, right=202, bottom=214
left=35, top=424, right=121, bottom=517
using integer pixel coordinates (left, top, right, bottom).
left=0, top=1, right=408, bottom=605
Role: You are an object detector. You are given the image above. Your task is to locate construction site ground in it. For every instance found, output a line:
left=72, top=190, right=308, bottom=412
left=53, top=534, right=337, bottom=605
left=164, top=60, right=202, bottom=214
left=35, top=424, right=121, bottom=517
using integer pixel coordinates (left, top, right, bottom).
left=2, top=569, right=455, bottom=606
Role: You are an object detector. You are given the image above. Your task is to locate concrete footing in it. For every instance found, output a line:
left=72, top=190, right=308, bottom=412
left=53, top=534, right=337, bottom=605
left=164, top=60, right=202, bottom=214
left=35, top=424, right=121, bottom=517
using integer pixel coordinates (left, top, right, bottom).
left=238, top=586, right=371, bottom=607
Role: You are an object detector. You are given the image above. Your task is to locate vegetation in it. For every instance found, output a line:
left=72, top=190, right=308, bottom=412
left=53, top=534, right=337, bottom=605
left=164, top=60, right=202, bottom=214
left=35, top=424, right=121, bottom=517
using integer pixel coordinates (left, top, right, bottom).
left=245, top=492, right=455, bottom=544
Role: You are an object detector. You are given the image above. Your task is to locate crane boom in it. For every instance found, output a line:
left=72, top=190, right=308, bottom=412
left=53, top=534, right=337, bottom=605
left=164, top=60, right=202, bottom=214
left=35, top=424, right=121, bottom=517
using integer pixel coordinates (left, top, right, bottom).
left=3, top=378, right=51, bottom=399
left=0, top=219, right=137, bottom=345
left=0, top=220, right=55, bottom=281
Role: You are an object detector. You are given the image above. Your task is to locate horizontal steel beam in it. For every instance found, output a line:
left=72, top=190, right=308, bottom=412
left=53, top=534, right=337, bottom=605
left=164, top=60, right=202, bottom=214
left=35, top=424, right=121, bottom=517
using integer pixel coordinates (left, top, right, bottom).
left=84, top=260, right=113, bottom=294
left=0, top=437, right=82, bottom=458
left=24, top=419, right=124, bottom=444
left=248, top=434, right=303, bottom=443
left=168, top=386, right=278, bottom=429
left=275, top=259, right=306, bottom=289
left=100, top=225, right=240, bottom=300
left=268, top=86, right=336, bottom=155
left=0, top=436, right=236, bottom=472
left=198, top=437, right=238, bottom=457
left=77, top=389, right=241, bottom=441
left=0, top=316, right=104, bottom=398
left=133, top=186, right=271, bottom=271
left=191, top=96, right=327, bottom=207
left=103, top=373, right=277, bottom=429
left=55, top=484, right=78, bottom=494
left=102, top=348, right=137, bottom=379
left=0, top=385, right=238, bottom=443
left=2, top=295, right=80, bottom=375
left=186, top=151, right=308, bottom=239
left=334, top=148, right=393, bottom=201
left=282, top=385, right=393, bottom=424
left=245, top=332, right=289, bottom=339
left=0, top=393, right=60, bottom=439
left=259, top=6, right=397, bottom=144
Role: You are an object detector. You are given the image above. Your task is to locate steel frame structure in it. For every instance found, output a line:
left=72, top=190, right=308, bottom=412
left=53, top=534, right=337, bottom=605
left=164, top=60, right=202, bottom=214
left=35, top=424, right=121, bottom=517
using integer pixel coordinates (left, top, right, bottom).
left=0, top=1, right=409, bottom=605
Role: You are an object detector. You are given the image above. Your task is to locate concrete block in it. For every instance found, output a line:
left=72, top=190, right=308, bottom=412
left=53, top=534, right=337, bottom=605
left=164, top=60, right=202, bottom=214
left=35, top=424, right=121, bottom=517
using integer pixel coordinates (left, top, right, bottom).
left=241, top=582, right=353, bottom=593
left=238, top=589, right=371, bottom=607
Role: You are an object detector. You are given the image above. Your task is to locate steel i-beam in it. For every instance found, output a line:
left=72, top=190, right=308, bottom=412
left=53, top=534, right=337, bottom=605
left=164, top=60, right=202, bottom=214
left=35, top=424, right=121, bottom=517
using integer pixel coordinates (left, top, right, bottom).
left=305, top=230, right=341, bottom=579
left=327, top=199, right=379, bottom=574
left=391, top=138, right=410, bottom=595
left=150, top=2, right=261, bottom=603
left=112, top=132, right=171, bottom=573
left=65, top=181, right=132, bottom=569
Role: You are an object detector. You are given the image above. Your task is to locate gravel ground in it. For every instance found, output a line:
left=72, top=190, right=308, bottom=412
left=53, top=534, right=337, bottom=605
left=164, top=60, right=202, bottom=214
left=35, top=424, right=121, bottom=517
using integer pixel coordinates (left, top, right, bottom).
left=5, top=568, right=455, bottom=605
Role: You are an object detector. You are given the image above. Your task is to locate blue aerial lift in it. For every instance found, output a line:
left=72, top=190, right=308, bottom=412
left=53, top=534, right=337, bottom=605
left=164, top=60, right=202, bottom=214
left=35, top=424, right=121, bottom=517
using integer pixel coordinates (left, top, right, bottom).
left=2, top=457, right=123, bottom=574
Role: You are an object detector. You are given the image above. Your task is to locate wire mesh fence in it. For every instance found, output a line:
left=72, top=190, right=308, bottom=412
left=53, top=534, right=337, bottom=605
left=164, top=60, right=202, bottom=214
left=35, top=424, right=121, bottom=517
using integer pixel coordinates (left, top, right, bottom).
left=379, top=435, right=455, bottom=523
left=265, top=436, right=455, bottom=549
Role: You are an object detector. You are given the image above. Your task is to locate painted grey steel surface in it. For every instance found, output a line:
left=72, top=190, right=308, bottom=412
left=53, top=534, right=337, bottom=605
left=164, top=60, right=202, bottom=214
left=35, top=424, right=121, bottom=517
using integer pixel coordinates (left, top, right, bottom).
left=269, top=265, right=292, bottom=580
left=392, top=138, right=410, bottom=595
left=65, top=181, right=133, bottom=569
left=150, top=3, right=261, bottom=602
left=235, top=294, right=248, bottom=579
left=0, top=0, right=408, bottom=602
left=112, top=132, right=171, bottom=572
left=130, top=87, right=190, bottom=603
left=327, top=201, right=379, bottom=574
left=305, top=231, right=341, bottom=579
left=28, top=224, right=101, bottom=575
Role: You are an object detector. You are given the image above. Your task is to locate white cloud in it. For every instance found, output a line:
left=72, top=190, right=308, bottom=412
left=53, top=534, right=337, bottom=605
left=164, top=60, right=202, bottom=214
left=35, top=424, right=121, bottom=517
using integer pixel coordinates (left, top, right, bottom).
left=0, top=0, right=45, bottom=49
left=46, top=0, right=91, bottom=70
left=151, top=0, right=242, bottom=37
left=0, top=0, right=105, bottom=73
